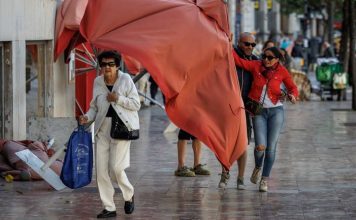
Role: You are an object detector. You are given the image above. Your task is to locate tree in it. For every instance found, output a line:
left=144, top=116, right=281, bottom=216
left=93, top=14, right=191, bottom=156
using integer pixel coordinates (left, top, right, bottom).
left=339, top=0, right=356, bottom=109
left=339, top=0, right=350, bottom=71
left=349, top=0, right=356, bottom=109
left=278, top=0, right=343, bottom=40
left=279, top=0, right=355, bottom=109
left=278, top=0, right=324, bottom=14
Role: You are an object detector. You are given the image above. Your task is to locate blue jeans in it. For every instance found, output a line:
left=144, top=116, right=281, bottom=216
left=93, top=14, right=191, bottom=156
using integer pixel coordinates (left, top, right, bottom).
left=252, top=106, right=284, bottom=177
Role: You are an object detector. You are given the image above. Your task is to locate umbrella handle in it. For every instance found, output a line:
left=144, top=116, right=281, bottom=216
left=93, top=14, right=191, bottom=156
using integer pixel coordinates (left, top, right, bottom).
left=40, top=144, right=67, bottom=171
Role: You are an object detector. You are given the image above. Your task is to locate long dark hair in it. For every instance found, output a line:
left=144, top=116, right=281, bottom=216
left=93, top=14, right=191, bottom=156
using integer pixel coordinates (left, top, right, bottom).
left=279, top=48, right=291, bottom=66
left=264, top=47, right=283, bottom=60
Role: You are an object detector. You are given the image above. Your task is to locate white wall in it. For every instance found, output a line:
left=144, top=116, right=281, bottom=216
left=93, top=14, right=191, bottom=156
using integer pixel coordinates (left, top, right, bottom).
left=0, top=0, right=57, bottom=41
left=0, top=0, right=76, bottom=139
left=53, top=55, right=75, bottom=117
left=0, top=0, right=75, bottom=118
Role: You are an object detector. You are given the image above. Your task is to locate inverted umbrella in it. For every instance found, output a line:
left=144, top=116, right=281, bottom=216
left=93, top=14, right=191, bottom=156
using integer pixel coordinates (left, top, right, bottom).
left=54, top=0, right=247, bottom=170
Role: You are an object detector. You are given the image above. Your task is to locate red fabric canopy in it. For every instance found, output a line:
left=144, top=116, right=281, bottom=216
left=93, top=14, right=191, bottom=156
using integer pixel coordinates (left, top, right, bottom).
left=54, top=0, right=247, bottom=170
left=122, top=54, right=143, bottom=75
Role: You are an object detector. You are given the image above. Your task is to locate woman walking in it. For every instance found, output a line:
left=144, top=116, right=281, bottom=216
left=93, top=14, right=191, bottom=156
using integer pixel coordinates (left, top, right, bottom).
left=79, top=50, right=140, bottom=218
left=233, top=47, right=298, bottom=192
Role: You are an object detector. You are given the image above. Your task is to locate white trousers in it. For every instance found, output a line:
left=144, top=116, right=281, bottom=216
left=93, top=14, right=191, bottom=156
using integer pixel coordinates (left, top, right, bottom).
left=96, top=118, right=134, bottom=211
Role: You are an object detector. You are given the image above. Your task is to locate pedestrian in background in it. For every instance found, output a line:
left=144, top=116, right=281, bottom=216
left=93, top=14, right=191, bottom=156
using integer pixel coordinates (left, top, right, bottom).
left=253, top=39, right=263, bottom=57
left=79, top=50, right=139, bottom=218
left=174, top=129, right=210, bottom=177
left=137, top=68, right=150, bottom=106
left=233, top=47, right=298, bottom=192
left=291, top=37, right=305, bottom=70
left=308, top=36, right=322, bottom=72
left=262, top=40, right=275, bottom=51
left=321, top=41, right=335, bottom=58
left=279, top=48, right=293, bottom=72
left=219, top=32, right=258, bottom=190
left=149, top=75, right=165, bottom=105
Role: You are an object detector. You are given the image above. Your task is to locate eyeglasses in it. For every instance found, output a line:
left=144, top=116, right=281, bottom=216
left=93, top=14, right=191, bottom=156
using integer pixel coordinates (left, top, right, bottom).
left=99, top=62, right=116, bottom=68
left=243, top=42, right=256, bottom=47
left=262, top=54, right=277, bottom=61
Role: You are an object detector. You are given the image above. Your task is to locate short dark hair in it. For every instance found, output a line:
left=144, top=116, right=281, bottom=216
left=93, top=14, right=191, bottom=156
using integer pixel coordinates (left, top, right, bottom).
left=97, top=50, right=121, bottom=67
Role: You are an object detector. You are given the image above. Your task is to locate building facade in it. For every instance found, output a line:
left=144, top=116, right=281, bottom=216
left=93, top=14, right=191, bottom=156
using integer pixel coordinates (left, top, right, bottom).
left=0, top=0, right=75, bottom=141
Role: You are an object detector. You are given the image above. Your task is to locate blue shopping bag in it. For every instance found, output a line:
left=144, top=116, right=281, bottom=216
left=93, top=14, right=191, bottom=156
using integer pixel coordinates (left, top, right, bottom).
left=60, top=125, right=93, bottom=189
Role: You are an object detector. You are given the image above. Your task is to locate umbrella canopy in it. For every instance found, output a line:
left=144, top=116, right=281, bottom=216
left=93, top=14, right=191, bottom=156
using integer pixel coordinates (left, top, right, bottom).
left=54, top=0, right=247, bottom=170
left=122, top=54, right=143, bottom=75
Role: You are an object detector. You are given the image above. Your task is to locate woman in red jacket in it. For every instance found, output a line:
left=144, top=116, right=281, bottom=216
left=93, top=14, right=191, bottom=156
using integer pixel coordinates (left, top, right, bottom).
left=233, top=46, right=298, bottom=192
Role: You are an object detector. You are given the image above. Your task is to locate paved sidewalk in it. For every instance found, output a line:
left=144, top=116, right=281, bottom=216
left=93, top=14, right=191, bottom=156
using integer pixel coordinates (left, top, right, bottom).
left=1, top=99, right=356, bottom=219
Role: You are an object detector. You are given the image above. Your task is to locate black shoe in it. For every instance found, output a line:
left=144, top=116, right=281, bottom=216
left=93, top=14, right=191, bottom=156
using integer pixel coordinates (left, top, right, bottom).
left=124, top=195, right=135, bottom=214
left=97, top=209, right=117, bottom=218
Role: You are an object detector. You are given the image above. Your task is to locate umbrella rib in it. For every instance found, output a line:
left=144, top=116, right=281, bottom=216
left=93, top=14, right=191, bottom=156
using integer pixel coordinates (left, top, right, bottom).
left=76, top=67, right=96, bottom=72
left=137, top=91, right=165, bottom=110
left=81, top=44, right=97, bottom=66
left=76, top=53, right=96, bottom=67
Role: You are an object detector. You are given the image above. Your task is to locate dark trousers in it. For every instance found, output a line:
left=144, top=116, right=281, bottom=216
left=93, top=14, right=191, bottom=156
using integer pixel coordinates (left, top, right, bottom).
left=149, top=76, right=165, bottom=104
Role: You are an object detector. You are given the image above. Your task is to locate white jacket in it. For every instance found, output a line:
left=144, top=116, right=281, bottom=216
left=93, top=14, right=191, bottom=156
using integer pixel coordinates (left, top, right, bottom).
left=85, top=71, right=141, bottom=135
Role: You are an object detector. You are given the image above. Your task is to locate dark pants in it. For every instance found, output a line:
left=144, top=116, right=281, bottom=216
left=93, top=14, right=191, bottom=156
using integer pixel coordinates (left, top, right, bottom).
left=178, top=129, right=196, bottom=140
left=246, top=111, right=252, bottom=144
left=149, top=76, right=165, bottom=104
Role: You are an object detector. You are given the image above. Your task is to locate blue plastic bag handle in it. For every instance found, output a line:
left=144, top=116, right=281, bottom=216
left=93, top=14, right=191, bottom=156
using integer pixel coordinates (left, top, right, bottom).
left=78, top=125, right=85, bottom=132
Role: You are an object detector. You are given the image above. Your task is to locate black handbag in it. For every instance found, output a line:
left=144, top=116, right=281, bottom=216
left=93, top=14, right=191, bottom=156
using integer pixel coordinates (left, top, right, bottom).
left=245, top=98, right=264, bottom=116
left=111, top=112, right=139, bottom=140
left=244, top=80, right=269, bottom=116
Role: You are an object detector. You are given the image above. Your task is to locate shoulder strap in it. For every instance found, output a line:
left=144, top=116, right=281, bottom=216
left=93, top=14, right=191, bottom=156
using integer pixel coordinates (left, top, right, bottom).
left=261, top=79, right=269, bottom=104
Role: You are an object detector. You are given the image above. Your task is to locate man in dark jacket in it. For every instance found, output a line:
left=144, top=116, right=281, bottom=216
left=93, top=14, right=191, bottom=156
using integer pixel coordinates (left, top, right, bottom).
left=291, top=38, right=305, bottom=70
left=219, top=32, right=258, bottom=190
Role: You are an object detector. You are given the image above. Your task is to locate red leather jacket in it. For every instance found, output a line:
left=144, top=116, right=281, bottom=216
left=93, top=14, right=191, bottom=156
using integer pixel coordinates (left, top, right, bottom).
left=233, top=50, right=298, bottom=104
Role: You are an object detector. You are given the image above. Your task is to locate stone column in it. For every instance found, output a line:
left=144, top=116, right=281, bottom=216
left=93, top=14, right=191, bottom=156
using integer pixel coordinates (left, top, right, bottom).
left=4, top=41, right=26, bottom=139
left=288, top=13, right=301, bottom=37
left=12, top=40, right=26, bottom=139
left=228, top=0, right=236, bottom=44
left=256, top=0, right=269, bottom=41
left=270, top=1, right=281, bottom=42
left=240, top=0, right=255, bottom=34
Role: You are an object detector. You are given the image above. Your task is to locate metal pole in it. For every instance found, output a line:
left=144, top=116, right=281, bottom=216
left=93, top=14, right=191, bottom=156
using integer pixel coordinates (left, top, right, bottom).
left=138, top=91, right=165, bottom=110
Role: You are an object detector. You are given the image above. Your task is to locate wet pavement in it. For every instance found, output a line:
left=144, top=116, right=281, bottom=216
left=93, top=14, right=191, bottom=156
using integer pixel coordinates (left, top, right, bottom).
left=1, top=97, right=356, bottom=219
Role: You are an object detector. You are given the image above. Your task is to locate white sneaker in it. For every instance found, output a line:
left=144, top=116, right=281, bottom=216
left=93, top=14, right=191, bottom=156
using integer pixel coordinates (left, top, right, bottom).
left=237, top=177, right=246, bottom=190
left=259, top=178, right=268, bottom=192
left=218, top=171, right=230, bottom=188
left=250, top=167, right=261, bottom=184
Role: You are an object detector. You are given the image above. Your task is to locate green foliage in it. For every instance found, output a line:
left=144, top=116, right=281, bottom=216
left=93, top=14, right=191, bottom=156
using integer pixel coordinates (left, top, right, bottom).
left=279, top=0, right=327, bottom=14
left=277, top=0, right=308, bottom=14
left=277, top=0, right=344, bottom=21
